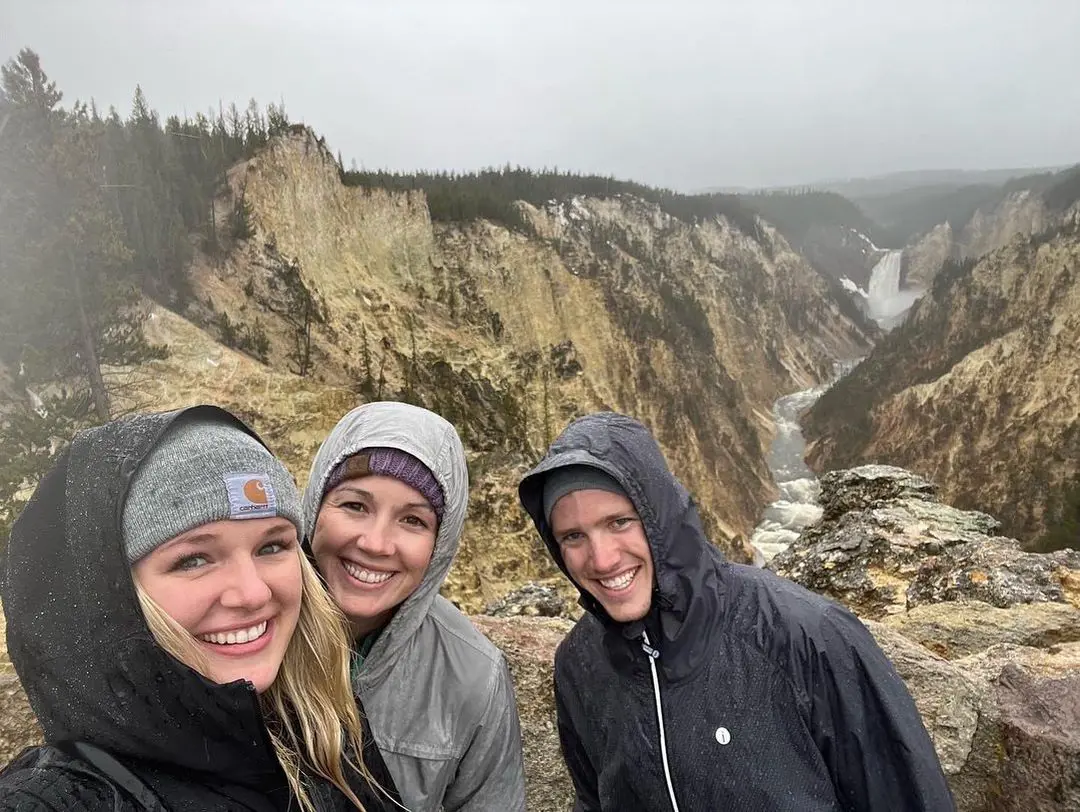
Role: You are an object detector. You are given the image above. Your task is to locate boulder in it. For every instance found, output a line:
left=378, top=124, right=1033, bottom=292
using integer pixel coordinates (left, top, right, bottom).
left=770, top=465, right=1080, bottom=619
left=869, top=622, right=1080, bottom=812
left=881, top=600, right=1080, bottom=659
left=483, top=582, right=575, bottom=619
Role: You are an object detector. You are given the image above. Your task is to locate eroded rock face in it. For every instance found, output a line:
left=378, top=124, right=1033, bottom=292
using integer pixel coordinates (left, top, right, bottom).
left=771, top=466, right=1080, bottom=618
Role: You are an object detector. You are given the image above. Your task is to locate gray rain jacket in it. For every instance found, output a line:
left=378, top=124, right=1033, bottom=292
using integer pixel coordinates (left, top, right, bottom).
left=519, top=412, right=955, bottom=812
left=302, top=401, right=526, bottom=812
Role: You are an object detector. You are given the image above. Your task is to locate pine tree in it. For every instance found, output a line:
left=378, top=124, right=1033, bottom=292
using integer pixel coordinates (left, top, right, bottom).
left=0, top=50, right=166, bottom=544
left=255, top=253, right=327, bottom=376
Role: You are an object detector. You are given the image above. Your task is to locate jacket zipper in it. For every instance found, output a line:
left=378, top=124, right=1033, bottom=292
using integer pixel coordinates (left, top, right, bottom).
left=642, top=631, right=681, bottom=812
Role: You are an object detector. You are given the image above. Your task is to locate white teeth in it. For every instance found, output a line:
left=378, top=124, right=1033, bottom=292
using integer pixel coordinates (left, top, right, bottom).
left=342, top=560, right=394, bottom=584
left=200, top=621, right=267, bottom=646
left=600, top=569, right=637, bottom=591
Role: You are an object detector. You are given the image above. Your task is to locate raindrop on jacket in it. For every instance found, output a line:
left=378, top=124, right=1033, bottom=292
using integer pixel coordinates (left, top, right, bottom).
left=0, top=405, right=400, bottom=811
left=519, top=412, right=955, bottom=812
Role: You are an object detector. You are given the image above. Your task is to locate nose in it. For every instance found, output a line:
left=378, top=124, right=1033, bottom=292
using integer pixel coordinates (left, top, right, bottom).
left=588, top=533, right=621, bottom=574
left=354, top=516, right=394, bottom=557
left=219, top=557, right=273, bottom=610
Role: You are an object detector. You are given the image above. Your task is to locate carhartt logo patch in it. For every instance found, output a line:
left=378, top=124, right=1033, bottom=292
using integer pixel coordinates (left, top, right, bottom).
left=243, top=479, right=269, bottom=505
left=224, top=473, right=277, bottom=519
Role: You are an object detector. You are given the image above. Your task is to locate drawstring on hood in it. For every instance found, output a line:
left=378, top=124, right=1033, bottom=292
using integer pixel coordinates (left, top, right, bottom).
left=519, top=412, right=726, bottom=682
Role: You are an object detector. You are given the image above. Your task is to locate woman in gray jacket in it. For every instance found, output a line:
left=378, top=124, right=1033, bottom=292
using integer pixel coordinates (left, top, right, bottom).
left=302, top=401, right=526, bottom=812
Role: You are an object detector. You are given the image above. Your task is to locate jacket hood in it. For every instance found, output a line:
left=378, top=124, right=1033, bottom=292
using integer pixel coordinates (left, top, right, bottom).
left=0, top=405, right=285, bottom=788
left=519, top=411, right=724, bottom=679
left=301, top=401, right=469, bottom=678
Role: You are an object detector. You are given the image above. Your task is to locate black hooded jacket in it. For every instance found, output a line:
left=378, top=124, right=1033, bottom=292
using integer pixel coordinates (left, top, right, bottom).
left=0, top=406, right=399, bottom=811
left=519, top=413, right=955, bottom=812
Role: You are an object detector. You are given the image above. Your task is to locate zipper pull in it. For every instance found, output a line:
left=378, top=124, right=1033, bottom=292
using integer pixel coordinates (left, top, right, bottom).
left=641, top=630, right=659, bottom=660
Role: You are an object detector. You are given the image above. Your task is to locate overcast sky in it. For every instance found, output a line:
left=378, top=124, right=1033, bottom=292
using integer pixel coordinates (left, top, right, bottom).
left=3, top=0, right=1079, bottom=190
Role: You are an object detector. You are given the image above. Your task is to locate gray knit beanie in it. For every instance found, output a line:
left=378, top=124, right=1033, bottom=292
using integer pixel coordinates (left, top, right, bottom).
left=122, top=417, right=302, bottom=563
left=542, top=465, right=628, bottom=526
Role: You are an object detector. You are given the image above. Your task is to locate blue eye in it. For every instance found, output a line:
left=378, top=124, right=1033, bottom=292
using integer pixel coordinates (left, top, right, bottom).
left=172, top=554, right=209, bottom=572
left=258, top=540, right=292, bottom=556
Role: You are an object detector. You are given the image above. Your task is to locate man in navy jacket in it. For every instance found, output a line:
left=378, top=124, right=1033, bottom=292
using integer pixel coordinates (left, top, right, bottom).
left=519, top=412, right=955, bottom=812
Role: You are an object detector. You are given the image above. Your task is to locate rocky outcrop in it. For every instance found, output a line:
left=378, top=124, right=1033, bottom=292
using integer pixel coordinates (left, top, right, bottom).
left=882, top=600, right=1080, bottom=659
left=484, top=582, right=578, bottom=619
left=960, top=190, right=1051, bottom=260
left=773, top=465, right=1080, bottom=810
left=803, top=214, right=1080, bottom=545
left=904, top=222, right=955, bottom=288
left=101, top=130, right=871, bottom=611
left=869, top=624, right=1080, bottom=812
left=771, top=466, right=1080, bottom=618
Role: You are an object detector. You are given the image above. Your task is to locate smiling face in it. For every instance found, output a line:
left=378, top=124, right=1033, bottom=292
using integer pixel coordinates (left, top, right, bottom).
left=550, top=489, right=655, bottom=623
left=131, top=517, right=302, bottom=694
left=311, top=475, right=438, bottom=638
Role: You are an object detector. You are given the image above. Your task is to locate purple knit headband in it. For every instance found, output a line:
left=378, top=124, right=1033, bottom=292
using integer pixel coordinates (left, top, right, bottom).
left=322, top=447, right=445, bottom=521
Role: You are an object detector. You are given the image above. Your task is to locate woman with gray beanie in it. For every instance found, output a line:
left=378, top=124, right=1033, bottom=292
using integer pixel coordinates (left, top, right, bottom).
left=0, top=404, right=400, bottom=811
left=303, top=401, right=526, bottom=812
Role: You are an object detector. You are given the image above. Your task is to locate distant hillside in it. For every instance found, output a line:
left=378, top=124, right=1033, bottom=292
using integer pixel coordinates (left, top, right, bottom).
left=734, top=190, right=895, bottom=306
left=817, top=166, right=1067, bottom=201
left=695, top=166, right=1066, bottom=198
left=856, top=168, right=1077, bottom=246
left=738, top=189, right=892, bottom=246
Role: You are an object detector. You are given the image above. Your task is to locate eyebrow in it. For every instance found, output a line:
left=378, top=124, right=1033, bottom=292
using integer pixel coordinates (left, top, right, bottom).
left=165, top=519, right=294, bottom=548
left=554, top=511, right=634, bottom=535
left=166, top=532, right=218, bottom=547
left=332, top=486, right=435, bottom=513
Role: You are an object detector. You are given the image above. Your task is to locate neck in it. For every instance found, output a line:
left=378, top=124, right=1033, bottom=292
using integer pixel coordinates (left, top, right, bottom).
left=349, top=610, right=391, bottom=641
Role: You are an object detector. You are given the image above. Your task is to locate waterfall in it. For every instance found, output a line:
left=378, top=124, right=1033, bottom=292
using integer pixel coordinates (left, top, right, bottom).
left=866, top=250, right=921, bottom=329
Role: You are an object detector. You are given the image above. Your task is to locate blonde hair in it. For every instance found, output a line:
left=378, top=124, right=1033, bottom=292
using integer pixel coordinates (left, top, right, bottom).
left=135, top=551, right=385, bottom=812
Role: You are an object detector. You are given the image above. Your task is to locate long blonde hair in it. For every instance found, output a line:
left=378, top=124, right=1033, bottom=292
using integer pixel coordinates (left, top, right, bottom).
left=136, top=551, right=384, bottom=812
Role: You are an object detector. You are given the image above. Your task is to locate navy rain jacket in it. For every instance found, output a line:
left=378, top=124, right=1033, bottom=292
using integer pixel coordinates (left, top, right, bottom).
left=519, top=412, right=955, bottom=812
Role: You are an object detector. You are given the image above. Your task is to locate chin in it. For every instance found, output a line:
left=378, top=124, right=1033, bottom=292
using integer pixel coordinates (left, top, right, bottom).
left=597, top=597, right=650, bottom=624
left=211, top=666, right=280, bottom=694
left=246, top=669, right=281, bottom=694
